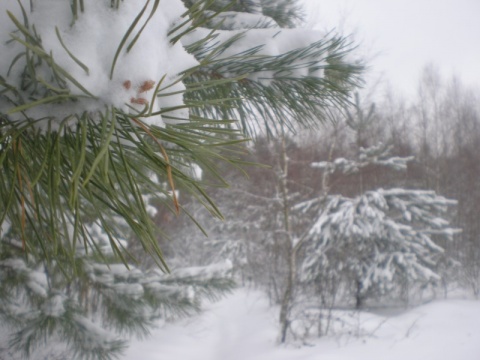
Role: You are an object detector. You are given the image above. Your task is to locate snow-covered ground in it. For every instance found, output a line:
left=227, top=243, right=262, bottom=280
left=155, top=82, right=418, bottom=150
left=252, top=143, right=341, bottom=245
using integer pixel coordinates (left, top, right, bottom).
left=124, top=288, right=480, bottom=360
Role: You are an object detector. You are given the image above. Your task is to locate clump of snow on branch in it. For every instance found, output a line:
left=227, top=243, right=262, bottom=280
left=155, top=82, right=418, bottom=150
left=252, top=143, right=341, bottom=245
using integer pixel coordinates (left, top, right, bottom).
left=0, top=0, right=197, bottom=129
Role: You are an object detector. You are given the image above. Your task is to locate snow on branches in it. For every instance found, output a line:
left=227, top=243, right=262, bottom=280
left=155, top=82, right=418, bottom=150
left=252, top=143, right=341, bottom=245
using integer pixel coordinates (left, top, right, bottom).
left=300, top=170, right=460, bottom=303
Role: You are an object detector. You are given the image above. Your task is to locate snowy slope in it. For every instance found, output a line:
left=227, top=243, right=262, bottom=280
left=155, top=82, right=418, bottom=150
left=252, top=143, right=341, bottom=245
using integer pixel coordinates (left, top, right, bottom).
left=124, top=288, right=480, bottom=360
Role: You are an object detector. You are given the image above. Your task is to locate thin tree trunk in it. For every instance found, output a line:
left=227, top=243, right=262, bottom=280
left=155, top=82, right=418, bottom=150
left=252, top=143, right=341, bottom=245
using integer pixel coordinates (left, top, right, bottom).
left=278, top=132, right=294, bottom=343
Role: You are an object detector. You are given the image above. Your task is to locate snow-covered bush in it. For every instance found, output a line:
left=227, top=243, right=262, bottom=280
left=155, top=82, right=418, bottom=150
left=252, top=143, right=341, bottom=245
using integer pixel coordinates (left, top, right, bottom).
left=300, top=188, right=460, bottom=307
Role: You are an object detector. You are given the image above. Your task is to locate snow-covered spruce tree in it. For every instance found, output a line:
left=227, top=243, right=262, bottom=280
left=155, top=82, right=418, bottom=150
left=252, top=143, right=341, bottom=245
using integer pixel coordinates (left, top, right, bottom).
left=0, top=0, right=361, bottom=358
left=299, top=98, right=460, bottom=310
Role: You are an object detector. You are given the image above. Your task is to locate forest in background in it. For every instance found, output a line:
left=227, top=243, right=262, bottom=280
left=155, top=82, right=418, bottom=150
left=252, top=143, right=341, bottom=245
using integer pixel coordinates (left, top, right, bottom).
left=157, top=65, right=480, bottom=341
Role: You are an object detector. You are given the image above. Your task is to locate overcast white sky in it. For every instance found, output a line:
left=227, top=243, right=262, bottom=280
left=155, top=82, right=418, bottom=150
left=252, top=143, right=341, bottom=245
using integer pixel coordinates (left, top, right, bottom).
left=301, top=0, right=480, bottom=97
